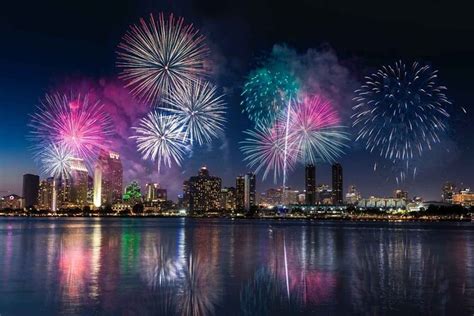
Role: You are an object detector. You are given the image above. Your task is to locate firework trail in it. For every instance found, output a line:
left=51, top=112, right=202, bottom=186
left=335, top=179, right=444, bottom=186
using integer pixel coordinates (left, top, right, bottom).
left=131, top=111, right=188, bottom=171
left=162, top=80, right=226, bottom=145
left=117, top=13, right=209, bottom=104
left=241, top=68, right=299, bottom=126
left=240, top=122, right=296, bottom=183
left=352, top=61, right=452, bottom=181
left=29, top=93, right=113, bottom=166
left=285, top=95, right=350, bottom=165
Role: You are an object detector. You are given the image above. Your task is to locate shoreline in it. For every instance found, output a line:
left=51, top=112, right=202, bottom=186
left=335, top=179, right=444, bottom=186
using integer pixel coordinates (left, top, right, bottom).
left=0, top=214, right=472, bottom=223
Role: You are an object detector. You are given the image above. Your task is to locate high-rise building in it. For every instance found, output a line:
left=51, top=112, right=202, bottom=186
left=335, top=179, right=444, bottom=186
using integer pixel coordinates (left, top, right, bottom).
left=345, top=185, right=361, bottom=205
left=69, top=158, right=89, bottom=207
left=244, top=172, right=256, bottom=211
left=235, top=175, right=245, bottom=210
left=260, top=188, right=282, bottom=206
left=93, top=151, right=123, bottom=207
left=453, top=188, right=474, bottom=207
left=332, top=163, right=343, bottom=205
left=220, top=187, right=236, bottom=211
left=145, top=183, right=167, bottom=203
left=38, top=177, right=54, bottom=210
left=183, top=166, right=222, bottom=213
left=316, top=184, right=333, bottom=205
left=22, top=174, right=39, bottom=208
left=442, top=182, right=456, bottom=203
left=305, top=164, right=316, bottom=205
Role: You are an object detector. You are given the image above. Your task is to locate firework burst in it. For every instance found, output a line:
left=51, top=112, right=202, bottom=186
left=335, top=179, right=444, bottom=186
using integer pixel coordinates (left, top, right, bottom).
left=117, top=13, right=209, bottom=104
left=29, top=93, right=113, bottom=165
left=352, top=61, right=452, bottom=180
left=162, top=80, right=226, bottom=145
left=240, top=123, right=296, bottom=183
left=131, top=111, right=188, bottom=171
left=35, top=142, right=74, bottom=179
left=285, top=95, right=350, bottom=165
left=241, top=68, right=299, bottom=126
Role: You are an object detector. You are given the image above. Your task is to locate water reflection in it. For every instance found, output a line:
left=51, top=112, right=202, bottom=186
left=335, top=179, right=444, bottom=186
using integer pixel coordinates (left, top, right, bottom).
left=0, top=219, right=473, bottom=315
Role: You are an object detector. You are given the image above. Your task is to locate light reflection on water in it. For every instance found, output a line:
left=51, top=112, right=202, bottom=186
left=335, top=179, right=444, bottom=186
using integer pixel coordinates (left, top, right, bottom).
left=0, top=218, right=473, bottom=315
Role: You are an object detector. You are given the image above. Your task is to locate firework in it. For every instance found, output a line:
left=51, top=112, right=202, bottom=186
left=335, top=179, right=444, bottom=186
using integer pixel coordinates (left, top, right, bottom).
left=162, top=80, right=226, bottom=145
left=285, top=95, right=350, bottom=164
left=352, top=61, right=451, bottom=165
left=117, top=13, right=209, bottom=104
left=131, top=111, right=188, bottom=171
left=29, top=93, right=113, bottom=165
left=240, top=122, right=296, bottom=183
left=35, top=142, right=74, bottom=179
left=241, top=68, right=299, bottom=126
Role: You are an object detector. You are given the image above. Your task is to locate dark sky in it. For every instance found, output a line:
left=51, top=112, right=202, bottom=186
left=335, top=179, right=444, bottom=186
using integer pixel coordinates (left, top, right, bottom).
left=1, top=0, right=473, bottom=200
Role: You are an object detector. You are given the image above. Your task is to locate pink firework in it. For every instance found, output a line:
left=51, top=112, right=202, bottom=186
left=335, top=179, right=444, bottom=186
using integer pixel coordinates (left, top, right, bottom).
left=29, top=93, right=113, bottom=165
left=282, top=95, right=349, bottom=164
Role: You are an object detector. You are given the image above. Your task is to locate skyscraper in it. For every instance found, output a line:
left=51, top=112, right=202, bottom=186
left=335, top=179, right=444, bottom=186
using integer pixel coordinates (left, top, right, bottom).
left=38, top=177, right=54, bottom=210
left=305, top=164, right=316, bottom=205
left=442, top=182, right=456, bottom=203
left=220, top=187, right=236, bottom=211
left=93, top=151, right=123, bottom=207
left=244, top=172, right=256, bottom=211
left=332, top=163, right=343, bottom=205
left=22, top=174, right=39, bottom=208
left=235, top=175, right=245, bottom=210
left=145, top=183, right=167, bottom=203
left=183, top=166, right=222, bottom=213
left=69, top=158, right=89, bottom=207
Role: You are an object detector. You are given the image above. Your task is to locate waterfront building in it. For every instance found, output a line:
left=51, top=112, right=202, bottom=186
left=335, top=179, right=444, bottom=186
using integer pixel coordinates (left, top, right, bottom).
left=345, top=185, right=361, bottom=205
left=220, top=187, right=236, bottom=211
left=123, top=181, right=142, bottom=205
left=260, top=188, right=282, bottom=206
left=69, top=158, right=89, bottom=207
left=316, top=184, right=333, bottom=205
left=358, top=196, right=407, bottom=209
left=452, top=188, right=474, bottom=207
left=93, top=151, right=123, bottom=207
left=0, top=194, right=24, bottom=209
left=442, top=182, right=456, bottom=203
left=22, top=174, right=39, bottom=208
left=145, top=183, right=167, bottom=203
left=332, top=163, right=343, bottom=205
left=244, top=172, right=256, bottom=211
left=38, top=177, right=54, bottom=210
left=393, top=189, right=409, bottom=200
left=183, top=166, right=222, bottom=213
left=235, top=175, right=245, bottom=210
left=305, top=164, right=316, bottom=205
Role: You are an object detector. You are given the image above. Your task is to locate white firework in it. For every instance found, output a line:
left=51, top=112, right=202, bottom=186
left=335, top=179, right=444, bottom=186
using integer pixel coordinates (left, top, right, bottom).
left=131, top=111, right=189, bottom=171
left=117, top=13, right=209, bottom=104
left=35, top=142, right=73, bottom=179
left=162, top=80, right=226, bottom=145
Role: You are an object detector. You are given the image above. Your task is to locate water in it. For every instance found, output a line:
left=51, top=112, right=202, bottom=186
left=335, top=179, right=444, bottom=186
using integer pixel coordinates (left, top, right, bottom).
left=0, top=218, right=473, bottom=315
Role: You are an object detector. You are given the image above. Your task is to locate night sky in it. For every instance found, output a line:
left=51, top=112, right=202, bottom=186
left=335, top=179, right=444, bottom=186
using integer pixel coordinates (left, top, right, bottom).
left=1, top=0, right=473, bottom=201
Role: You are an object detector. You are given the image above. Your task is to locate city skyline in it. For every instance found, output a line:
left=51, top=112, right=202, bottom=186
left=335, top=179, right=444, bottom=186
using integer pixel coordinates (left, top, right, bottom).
left=1, top=0, right=474, bottom=201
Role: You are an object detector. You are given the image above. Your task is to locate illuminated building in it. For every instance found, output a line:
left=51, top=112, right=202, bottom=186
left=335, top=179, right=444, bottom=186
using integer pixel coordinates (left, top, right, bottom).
left=123, top=181, right=142, bottom=205
left=145, top=183, right=167, bottom=203
left=56, top=177, right=71, bottom=208
left=452, top=188, right=474, bottom=207
left=316, top=184, right=333, bottom=205
left=183, top=166, right=222, bottom=213
left=442, top=182, right=456, bottom=203
left=305, top=164, right=316, bottom=205
left=38, top=177, right=54, bottom=210
left=393, top=189, right=409, bottom=200
left=22, top=174, right=39, bottom=208
left=220, top=187, right=236, bottom=211
left=260, top=188, right=282, bottom=206
left=345, top=185, right=361, bottom=205
left=331, top=163, right=343, bottom=205
left=0, top=194, right=24, bottom=209
left=244, top=172, right=256, bottom=211
left=69, top=158, right=89, bottom=207
left=93, top=151, right=123, bottom=207
left=235, top=175, right=245, bottom=210
left=359, top=196, right=407, bottom=209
